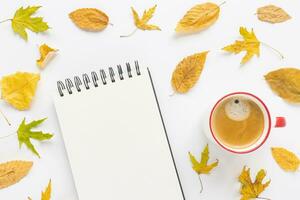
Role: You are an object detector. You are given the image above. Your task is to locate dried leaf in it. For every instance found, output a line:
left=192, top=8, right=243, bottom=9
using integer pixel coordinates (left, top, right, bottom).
left=176, top=2, right=220, bottom=33
left=11, top=6, right=49, bottom=41
left=41, top=180, right=52, bottom=200
left=69, top=8, right=109, bottom=31
left=0, top=160, right=33, bottom=189
left=171, top=51, right=208, bottom=93
left=36, top=44, right=57, bottom=69
left=189, top=144, right=218, bottom=175
left=1, top=72, right=40, bottom=110
left=28, top=179, right=52, bottom=200
left=271, top=147, right=300, bottom=172
left=17, top=118, right=53, bottom=158
left=239, top=166, right=270, bottom=200
left=223, top=27, right=260, bottom=64
left=265, top=68, right=300, bottom=103
left=257, top=5, right=291, bottom=24
left=131, top=5, right=161, bottom=31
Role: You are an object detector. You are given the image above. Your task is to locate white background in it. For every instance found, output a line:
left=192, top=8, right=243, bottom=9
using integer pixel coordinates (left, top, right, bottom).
left=0, top=0, right=299, bottom=199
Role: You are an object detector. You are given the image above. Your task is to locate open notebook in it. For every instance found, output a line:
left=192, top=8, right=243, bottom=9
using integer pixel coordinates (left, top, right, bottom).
left=54, top=61, right=185, bottom=200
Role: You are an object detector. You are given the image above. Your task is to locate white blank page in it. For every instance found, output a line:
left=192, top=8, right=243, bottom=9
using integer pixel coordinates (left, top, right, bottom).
left=54, top=68, right=184, bottom=200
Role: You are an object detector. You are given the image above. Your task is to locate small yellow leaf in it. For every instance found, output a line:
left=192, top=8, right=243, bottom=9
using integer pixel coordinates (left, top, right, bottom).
left=271, top=147, right=300, bottom=172
left=223, top=27, right=260, bottom=64
left=41, top=179, right=52, bottom=200
left=239, top=166, right=270, bottom=200
left=265, top=68, right=300, bottom=103
left=0, top=160, right=33, bottom=189
left=176, top=2, right=220, bottom=33
left=257, top=5, right=291, bottom=24
left=171, top=51, right=208, bottom=93
left=37, top=44, right=57, bottom=69
left=69, top=8, right=109, bottom=31
left=1, top=72, right=40, bottom=110
left=189, top=144, right=218, bottom=175
left=131, top=5, right=161, bottom=31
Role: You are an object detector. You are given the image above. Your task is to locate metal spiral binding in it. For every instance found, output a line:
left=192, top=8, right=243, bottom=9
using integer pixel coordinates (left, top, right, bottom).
left=57, top=61, right=142, bottom=97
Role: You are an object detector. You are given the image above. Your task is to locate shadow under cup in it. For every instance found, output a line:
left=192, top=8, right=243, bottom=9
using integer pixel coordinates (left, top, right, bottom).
left=209, top=92, right=271, bottom=154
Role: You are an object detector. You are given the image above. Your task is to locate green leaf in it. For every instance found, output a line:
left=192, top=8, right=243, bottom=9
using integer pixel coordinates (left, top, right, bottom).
left=17, top=118, right=53, bottom=157
left=11, top=6, right=49, bottom=40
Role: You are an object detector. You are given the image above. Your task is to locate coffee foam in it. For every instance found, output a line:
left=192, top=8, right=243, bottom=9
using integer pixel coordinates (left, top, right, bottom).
left=224, top=97, right=251, bottom=121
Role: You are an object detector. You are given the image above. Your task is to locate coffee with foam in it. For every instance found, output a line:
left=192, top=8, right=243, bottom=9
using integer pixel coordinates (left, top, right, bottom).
left=211, top=95, right=265, bottom=149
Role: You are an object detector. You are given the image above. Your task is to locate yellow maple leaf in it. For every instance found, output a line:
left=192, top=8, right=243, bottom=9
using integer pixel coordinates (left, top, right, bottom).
left=1, top=72, right=40, bottom=110
left=121, top=5, right=160, bottom=37
left=189, top=144, right=218, bottom=193
left=223, top=27, right=260, bottom=64
left=37, top=44, right=57, bottom=69
left=28, top=179, right=51, bottom=200
left=41, top=180, right=52, bottom=200
left=189, top=145, right=218, bottom=174
left=11, top=6, right=49, bottom=41
left=239, top=166, right=271, bottom=200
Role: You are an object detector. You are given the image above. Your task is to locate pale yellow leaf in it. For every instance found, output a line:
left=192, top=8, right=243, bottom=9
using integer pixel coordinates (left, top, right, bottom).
left=1, top=72, right=40, bottom=110
left=131, top=5, right=161, bottom=31
left=239, top=166, right=270, bottom=200
left=176, top=2, right=220, bottom=33
left=36, top=44, right=57, bottom=69
left=223, top=27, right=260, bottom=64
left=257, top=5, right=291, bottom=24
left=69, top=8, right=109, bottom=31
left=265, top=68, right=300, bottom=103
left=271, top=147, right=300, bottom=172
left=0, top=160, right=33, bottom=189
left=171, top=51, right=208, bottom=93
left=41, top=180, right=52, bottom=200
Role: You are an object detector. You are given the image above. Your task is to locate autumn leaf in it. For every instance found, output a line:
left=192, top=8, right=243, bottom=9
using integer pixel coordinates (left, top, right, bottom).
left=223, top=27, right=284, bottom=64
left=28, top=179, right=52, bottom=200
left=41, top=180, right=52, bottom=200
left=1, top=72, right=40, bottom=110
left=223, top=27, right=260, bottom=64
left=239, top=166, right=271, bottom=200
left=69, top=8, right=110, bottom=31
left=171, top=51, right=208, bottom=93
left=120, top=5, right=160, bottom=37
left=37, top=44, right=58, bottom=69
left=17, top=118, right=53, bottom=158
left=271, top=147, right=300, bottom=172
left=0, top=160, right=33, bottom=189
left=176, top=2, right=225, bottom=33
left=257, top=5, right=291, bottom=24
left=265, top=68, right=300, bottom=103
left=189, top=144, right=218, bottom=193
left=1, top=6, right=50, bottom=41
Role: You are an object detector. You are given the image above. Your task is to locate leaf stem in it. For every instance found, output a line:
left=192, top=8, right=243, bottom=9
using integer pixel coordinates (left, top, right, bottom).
left=219, top=1, right=226, bottom=7
left=0, top=19, right=11, bottom=23
left=198, top=175, right=203, bottom=193
left=120, top=28, right=138, bottom=38
left=261, top=42, right=284, bottom=59
left=0, top=109, right=11, bottom=126
left=257, top=196, right=271, bottom=200
left=0, top=132, right=16, bottom=139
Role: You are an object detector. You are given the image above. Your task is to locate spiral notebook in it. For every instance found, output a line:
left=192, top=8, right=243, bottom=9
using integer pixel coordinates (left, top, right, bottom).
left=53, top=61, right=185, bottom=200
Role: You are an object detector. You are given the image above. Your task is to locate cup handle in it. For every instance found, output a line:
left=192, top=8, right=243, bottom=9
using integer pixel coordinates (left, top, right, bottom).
left=274, top=117, right=286, bottom=128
